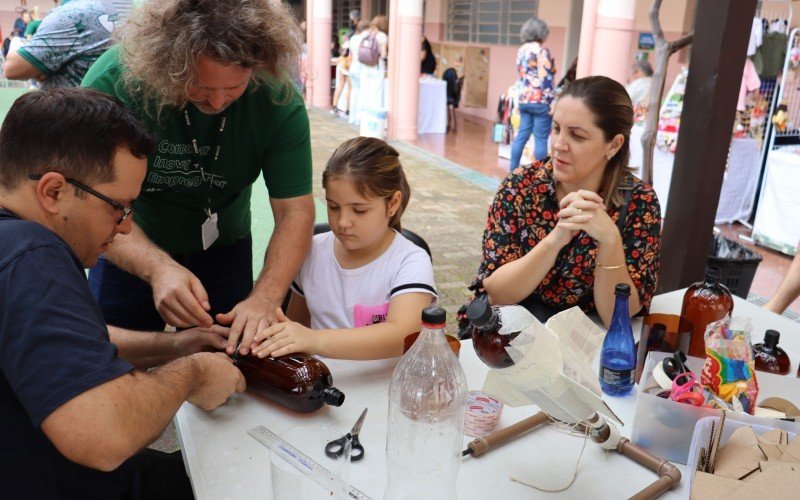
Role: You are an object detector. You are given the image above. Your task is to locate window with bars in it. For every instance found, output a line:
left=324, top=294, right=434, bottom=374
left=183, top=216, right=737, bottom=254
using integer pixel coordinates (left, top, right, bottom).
left=446, top=0, right=539, bottom=46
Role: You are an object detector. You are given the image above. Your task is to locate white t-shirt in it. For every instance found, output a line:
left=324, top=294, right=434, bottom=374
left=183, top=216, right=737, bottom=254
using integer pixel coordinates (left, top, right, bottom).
left=291, top=230, right=437, bottom=330
left=626, top=76, right=652, bottom=107
left=348, top=32, right=364, bottom=76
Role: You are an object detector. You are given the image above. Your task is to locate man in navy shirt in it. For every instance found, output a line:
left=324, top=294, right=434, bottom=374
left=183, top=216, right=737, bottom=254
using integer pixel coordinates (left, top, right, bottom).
left=0, top=88, right=246, bottom=499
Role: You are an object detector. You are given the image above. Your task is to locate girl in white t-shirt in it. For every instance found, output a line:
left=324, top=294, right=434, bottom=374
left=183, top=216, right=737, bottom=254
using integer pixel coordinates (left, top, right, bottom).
left=251, top=137, right=437, bottom=360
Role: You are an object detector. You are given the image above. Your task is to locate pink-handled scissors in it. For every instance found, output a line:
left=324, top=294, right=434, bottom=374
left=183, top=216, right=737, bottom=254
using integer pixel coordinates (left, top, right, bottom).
left=669, top=372, right=705, bottom=406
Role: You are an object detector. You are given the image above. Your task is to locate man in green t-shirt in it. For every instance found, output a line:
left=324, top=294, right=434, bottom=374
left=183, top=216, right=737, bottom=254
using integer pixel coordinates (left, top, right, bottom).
left=82, top=0, right=314, bottom=357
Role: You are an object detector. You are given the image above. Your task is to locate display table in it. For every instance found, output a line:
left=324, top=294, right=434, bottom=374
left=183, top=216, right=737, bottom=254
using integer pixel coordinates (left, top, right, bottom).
left=175, top=290, right=799, bottom=499
left=628, top=127, right=760, bottom=223
left=752, top=148, right=800, bottom=255
left=380, top=77, right=447, bottom=135
left=417, top=78, right=447, bottom=134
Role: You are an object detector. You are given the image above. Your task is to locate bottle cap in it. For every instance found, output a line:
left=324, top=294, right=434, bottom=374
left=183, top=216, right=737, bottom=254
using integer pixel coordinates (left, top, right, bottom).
left=705, top=266, right=721, bottom=282
left=466, top=298, right=493, bottom=327
left=322, top=387, right=345, bottom=407
left=422, top=306, right=446, bottom=326
left=614, top=283, right=631, bottom=295
left=764, top=329, right=780, bottom=347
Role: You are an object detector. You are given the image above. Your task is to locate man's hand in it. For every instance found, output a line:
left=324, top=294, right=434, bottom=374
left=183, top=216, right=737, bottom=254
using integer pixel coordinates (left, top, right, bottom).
left=251, top=308, right=320, bottom=358
left=171, top=325, right=230, bottom=358
left=150, top=263, right=214, bottom=328
left=217, top=295, right=283, bottom=356
left=186, top=352, right=246, bottom=410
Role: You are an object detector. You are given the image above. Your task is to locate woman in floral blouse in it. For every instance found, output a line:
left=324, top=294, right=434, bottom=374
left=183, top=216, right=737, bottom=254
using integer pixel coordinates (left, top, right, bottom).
left=472, top=76, right=661, bottom=327
left=510, top=17, right=556, bottom=171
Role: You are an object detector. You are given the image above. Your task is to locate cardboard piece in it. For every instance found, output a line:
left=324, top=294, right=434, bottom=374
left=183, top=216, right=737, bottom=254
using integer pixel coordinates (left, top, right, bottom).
left=689, top=472, right=741, bottom=499
left=691, top=415, right=800, bottom=497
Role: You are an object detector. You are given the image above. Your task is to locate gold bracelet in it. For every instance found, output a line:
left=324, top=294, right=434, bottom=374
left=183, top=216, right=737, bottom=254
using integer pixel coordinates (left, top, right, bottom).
left=597, top=263, right=625, bottom=270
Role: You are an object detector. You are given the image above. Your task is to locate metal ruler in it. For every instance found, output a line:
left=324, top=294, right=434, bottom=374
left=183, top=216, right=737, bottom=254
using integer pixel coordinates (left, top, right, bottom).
left=247, top=425, right=372, bottom=500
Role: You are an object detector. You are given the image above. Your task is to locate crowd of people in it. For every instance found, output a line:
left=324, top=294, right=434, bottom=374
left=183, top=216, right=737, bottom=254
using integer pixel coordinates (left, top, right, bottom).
left=0, top=2, right=791, bottom=499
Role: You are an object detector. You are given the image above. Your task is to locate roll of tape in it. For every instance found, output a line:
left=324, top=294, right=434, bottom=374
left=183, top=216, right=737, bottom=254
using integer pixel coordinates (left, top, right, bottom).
left=464, top=391, right=503, bottom=438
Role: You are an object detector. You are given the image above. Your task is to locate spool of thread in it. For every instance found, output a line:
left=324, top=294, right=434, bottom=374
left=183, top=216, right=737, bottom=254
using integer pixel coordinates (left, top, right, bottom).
left=464, top=391, right=503, bottom=438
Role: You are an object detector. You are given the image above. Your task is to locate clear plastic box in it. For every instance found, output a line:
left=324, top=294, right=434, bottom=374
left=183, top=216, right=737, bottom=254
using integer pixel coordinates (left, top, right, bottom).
left=630, top=351, right=800, bottom=464
left=683, top=416, right=797, bottom=499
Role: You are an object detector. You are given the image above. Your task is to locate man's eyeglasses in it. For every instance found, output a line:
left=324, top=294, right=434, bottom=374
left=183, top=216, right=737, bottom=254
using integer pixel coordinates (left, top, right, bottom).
left=28, top=174, right=134, bottom=225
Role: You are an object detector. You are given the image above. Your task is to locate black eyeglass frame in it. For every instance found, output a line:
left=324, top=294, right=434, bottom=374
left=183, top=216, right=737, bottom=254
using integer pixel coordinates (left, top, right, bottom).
left=28, top=173, right=134, bottom=224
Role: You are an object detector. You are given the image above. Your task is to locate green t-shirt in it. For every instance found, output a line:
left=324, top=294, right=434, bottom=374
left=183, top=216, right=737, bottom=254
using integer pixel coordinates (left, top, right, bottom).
left=23, top=19, right=41, bottom=37
left=82, top=46, right=313, bottom=253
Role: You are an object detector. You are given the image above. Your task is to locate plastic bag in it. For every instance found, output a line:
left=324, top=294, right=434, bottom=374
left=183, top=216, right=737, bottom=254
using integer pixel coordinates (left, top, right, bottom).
left=700, top=316, right=759, bottom=414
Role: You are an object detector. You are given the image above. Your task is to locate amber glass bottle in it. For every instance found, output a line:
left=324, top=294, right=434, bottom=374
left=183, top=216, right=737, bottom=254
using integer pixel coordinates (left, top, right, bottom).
left=679, top=266, right=734, bottom=358
left=466, top=298, right=519, bottom=368
left=235, top=353, right=345, bottom=413
left=753, top=330, right=791, bottom=375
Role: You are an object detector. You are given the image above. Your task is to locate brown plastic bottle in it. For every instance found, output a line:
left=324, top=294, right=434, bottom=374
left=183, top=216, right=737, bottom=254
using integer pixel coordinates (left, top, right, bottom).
left=679, top=266, right=734, bottom=358
left=753, top=330, right=791, bottom=375
left=466, top=298, right=519, bottom=368
left=234, top=353, right=345, bottom=413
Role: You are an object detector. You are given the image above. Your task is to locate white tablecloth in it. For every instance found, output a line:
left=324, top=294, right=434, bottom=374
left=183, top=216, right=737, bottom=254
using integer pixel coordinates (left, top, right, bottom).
left=380, top=78, right=448, bottom=135
left=752, top=148, right=800, bottom=255
left=629, top=126, right=760, bottom=223
left=175, top=290, right=800, bottom=499
left=417, top=78, right=447, bottom=134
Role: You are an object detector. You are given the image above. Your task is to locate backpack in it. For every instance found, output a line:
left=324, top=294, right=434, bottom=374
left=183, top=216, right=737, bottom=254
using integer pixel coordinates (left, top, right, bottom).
left=358, top=31, right=381, bottom=66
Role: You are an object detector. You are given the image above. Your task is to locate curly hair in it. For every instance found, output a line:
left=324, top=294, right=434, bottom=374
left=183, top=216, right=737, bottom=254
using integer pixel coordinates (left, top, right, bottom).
left=116, top=0, right=301, bottom=116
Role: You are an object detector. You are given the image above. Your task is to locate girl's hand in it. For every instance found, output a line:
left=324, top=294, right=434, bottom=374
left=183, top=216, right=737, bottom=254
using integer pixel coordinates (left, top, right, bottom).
left=251, top=308, right=320, bottom=358
left=556, top=190, right=619, bottom=245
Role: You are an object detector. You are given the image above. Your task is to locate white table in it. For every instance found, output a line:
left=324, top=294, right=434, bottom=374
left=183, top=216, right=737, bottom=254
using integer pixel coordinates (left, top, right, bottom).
left=379, top=78, right=448, bottom=135
left=417, top=78, right=447, bottom=134
left=628, top=127, right=761, bottom=224
left=752, top=148, right=800, bottom=255
left=176, top=290, right=800, bottom=499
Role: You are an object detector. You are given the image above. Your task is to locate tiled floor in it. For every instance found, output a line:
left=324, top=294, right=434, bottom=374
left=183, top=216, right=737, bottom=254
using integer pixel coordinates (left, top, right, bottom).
left=410, top=111, right=800, bottom=317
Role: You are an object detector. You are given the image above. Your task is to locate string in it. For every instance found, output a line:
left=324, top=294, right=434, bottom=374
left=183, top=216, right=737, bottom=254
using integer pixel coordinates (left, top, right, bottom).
left=508, top=417, right=590, bottom=493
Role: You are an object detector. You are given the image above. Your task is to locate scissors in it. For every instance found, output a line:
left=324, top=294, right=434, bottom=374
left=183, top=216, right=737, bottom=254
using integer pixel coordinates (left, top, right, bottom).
left=325, top=408, right=367, bottom=462
left=669, top=372, right=705, bottom=407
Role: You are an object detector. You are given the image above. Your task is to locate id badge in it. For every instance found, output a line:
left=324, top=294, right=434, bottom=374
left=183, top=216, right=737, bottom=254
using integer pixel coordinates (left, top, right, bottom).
left=201, top=212, right=219, bottom=250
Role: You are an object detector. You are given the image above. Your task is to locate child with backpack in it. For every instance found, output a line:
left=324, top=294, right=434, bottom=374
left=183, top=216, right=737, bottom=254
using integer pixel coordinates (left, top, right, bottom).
left=250, top=137, right=436, bottom=360
left=357, top=16, right=389, bottom=122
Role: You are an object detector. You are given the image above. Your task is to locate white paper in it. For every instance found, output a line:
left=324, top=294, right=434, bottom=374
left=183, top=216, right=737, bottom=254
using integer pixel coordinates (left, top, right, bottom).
left=201, top=212, right=219, bottom=250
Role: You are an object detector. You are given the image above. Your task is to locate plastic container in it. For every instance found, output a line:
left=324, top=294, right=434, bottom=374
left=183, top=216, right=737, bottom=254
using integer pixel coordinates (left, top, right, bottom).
left=359, top=107, right=387, bottom=139
left=707, top=235, right=763, bottom=299
left=683, top=416, right=797, bottom=499
left=630, top=351, right=800, bottom=464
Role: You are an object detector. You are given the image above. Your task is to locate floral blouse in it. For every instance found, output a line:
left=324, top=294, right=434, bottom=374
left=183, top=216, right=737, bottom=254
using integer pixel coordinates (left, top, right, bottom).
left=515, top=42, right=556, bottom=105
left=471, top=161, right=661, bottom=313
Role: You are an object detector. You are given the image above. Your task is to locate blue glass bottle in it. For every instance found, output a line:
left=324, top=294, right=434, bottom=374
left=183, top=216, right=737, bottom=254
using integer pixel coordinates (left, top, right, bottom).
left=599, top=284, right=637, bottom=396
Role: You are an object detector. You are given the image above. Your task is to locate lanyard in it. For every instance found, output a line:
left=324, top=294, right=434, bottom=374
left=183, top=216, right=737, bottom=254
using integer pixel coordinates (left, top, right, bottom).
left=183, top=108, right=227, bottom=215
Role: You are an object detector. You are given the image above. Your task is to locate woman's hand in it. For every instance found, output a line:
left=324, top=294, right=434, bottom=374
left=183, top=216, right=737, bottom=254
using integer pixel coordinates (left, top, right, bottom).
left=251, top=308, right=321, bottom=358
left=556, top=190, right=620, bottom=246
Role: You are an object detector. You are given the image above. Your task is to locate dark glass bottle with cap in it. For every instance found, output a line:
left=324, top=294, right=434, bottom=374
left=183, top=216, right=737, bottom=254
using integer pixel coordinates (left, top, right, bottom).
left=752, top=330, right=791, bottom=375
left=235, top=353, right=345, bottom=413
left=679, top=266, right=734, bottom=358
left=599, top=284, right=637, bottom=396
left=466, top=298, right=520, bottom=368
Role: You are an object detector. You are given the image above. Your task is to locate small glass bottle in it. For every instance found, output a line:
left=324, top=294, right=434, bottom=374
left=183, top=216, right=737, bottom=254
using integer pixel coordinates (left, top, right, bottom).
left=235, top=354, right=345, bottom=413
left=465, top=298, right=521, bottom=368
left=599, top=284, right=637, bottom=396
left=385, top=306, right=467, bottom=500
left=680, top=266, right=734, bottom=358
left=753, top=330, right=791, bottom=375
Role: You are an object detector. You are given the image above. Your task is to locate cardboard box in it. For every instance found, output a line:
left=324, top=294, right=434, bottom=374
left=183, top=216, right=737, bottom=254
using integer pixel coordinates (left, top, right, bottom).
left=630, top=351, right=800, bottom=464
left=684, top=416, right=799, bottom=499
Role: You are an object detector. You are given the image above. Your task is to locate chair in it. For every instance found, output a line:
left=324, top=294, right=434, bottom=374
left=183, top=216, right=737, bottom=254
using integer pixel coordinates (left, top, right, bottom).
left=442, top=68, right=464, bottom=132
left=313, top=222, right=432, bottom=261
left=281, top=223, right=433, bottom=311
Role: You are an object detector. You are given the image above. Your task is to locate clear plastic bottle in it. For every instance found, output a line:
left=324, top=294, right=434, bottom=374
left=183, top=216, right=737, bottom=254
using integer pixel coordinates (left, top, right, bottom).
left=679, top=266, right=734, bottom=358
left=385, top=306, right=467, bottom=500
left=599, top=284, right=637, bottom=396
